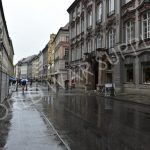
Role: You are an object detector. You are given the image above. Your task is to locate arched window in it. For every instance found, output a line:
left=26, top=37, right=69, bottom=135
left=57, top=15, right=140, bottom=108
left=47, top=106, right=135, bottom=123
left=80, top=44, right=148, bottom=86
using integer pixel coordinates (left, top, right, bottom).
left=108, top=28, right=115, bottom=49
left=87, top=39, right=92, bottom=53
left=125, top=20, right=134, bottom=43
left=142, top=11, right=150, bottom=39
left=108, top=0, right=114, bottom=15
left=96, top=36, right=102, bottom=49
left=87, top=10, right=93, bottom=27
left=96, top=3, right=102, bottom=22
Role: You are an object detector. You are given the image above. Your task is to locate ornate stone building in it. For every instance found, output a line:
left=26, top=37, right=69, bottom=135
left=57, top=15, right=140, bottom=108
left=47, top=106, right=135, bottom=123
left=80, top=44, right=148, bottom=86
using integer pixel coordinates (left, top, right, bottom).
left=67, top=0, right=150, bottom=94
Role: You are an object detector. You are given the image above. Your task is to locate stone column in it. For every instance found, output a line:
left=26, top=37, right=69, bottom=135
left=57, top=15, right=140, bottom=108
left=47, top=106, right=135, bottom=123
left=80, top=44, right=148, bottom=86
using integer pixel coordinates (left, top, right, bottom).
left=134, top=56, right=139, bottom=88
left=113, top=55, right=124, bottom=93
left=97, top=56, right=103, bottom=90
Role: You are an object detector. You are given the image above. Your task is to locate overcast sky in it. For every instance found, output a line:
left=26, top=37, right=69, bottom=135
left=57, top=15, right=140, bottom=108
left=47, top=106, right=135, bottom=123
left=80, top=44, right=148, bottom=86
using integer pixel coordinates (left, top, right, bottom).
left=2, top=0, right=73, bottom=64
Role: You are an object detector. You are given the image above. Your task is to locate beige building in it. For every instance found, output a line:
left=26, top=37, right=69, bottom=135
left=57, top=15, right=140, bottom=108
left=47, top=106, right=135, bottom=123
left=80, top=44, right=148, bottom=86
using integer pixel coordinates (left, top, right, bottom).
left=32, top=55, right=39, bottom=80
left=48, top=34, right=56, bottom=81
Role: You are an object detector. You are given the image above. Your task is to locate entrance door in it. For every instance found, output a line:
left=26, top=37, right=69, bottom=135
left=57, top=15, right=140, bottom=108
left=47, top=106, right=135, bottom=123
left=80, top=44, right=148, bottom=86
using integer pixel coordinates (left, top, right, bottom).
left=107, top=73, right=112, bottom=83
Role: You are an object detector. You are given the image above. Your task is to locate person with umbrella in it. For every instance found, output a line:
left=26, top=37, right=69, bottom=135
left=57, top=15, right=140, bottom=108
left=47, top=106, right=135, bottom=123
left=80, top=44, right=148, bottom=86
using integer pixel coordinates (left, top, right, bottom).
left=21, top=79, right=28, bottom=93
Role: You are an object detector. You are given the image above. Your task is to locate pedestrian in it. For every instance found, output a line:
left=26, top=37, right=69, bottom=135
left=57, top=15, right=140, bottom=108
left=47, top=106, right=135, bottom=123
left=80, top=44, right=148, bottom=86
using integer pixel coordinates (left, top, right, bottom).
left=21, top=79, right=27, bottom=93
left=30, top=79, right=33, bottom=87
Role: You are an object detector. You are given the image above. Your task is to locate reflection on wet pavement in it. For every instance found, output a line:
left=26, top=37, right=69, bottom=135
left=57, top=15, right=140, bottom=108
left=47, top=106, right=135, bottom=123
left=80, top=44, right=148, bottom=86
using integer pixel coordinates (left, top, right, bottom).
left=39, top=90, right=150, bottom=150
left=1, top=85, right=150, bottom=150
left=1, top=90, right=66, bottom=150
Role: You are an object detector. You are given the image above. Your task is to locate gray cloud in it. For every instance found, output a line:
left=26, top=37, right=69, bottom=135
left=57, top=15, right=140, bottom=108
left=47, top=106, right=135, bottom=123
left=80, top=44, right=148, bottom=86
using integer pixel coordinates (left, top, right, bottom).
left=2, top=0, right=73, bottom=64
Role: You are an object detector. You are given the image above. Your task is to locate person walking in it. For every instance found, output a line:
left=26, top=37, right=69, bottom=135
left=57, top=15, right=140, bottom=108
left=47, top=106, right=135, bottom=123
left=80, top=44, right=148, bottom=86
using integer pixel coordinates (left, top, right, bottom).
left=21, top=79, right=28, bottom=93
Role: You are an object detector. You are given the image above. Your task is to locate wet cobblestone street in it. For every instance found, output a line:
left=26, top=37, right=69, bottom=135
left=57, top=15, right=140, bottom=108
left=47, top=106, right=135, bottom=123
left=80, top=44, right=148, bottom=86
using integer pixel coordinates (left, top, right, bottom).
left=0, top=85, right=150, bottom=150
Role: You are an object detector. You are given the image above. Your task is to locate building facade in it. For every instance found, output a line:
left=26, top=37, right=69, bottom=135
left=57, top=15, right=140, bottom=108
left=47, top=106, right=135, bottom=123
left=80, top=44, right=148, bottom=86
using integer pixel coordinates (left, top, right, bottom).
left=32, top=55, right=39, bottom=80
left=48, top=34, right=56, bottom=81
left=42, top=44, right=48, bottom=80
left=67, top=0, right=150, bottom=94
left=54, top=24, right=69, bottom=87
left=38, top=51, right=44, bottom=81
left=17, top=55, right=36, bottom=79
left=0, top=0, right=14, bottom=102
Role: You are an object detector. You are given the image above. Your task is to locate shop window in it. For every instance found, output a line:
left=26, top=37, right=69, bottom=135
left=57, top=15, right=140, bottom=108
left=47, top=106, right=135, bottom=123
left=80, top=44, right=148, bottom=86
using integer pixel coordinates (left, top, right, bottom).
left=126, top=64, right=133, bottom=82
left=142, top=62, right=150, bottom=84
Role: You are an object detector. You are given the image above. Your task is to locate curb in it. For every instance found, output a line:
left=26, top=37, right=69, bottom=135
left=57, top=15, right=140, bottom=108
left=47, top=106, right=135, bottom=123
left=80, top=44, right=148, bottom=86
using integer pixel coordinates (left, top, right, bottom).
left=31, top=101, right=71, bottom=150
left=101, top=96, right=150, bottom=106
left=42, top=84, right=150, bottom=107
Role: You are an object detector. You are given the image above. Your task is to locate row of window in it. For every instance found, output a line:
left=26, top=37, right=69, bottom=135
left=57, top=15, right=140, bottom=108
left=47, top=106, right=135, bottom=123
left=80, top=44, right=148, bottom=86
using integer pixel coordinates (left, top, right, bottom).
left=72, top=11, right=150, bottom=49
left=72, top=0, right=132, bottom=25
left=126, top=62, right=150, bottom=84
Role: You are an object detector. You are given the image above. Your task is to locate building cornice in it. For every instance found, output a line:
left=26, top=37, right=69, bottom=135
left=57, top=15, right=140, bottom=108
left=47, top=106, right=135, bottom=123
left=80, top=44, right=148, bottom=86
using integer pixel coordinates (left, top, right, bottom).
left=67, top=0, right=80, bottom=13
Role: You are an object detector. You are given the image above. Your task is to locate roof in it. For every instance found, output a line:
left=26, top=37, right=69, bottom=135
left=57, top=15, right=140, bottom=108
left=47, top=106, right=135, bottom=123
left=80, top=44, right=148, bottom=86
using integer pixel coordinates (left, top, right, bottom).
left=42, top=43, right=48, bottom=53
left=67, top=0, right=80, bottom=13
left=18, top=55, right=37, bottom=64
left=53, top=23, right=69, bottom=42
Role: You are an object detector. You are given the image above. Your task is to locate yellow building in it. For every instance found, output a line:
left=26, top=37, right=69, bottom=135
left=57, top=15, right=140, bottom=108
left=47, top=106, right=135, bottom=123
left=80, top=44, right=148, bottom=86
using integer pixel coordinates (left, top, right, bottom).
left=48, top=34, right=56, bottom=80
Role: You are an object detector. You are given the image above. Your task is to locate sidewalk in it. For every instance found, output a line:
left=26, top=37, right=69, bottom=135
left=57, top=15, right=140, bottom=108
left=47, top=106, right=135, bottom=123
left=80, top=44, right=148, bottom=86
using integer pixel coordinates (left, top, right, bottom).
left=109, top=93, right=150, bottom=106
left=3, top=88, right=66, bottom=150
left=48, top=85, right=150, bottom=106
left=39, top=82, right=150, bottom=106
